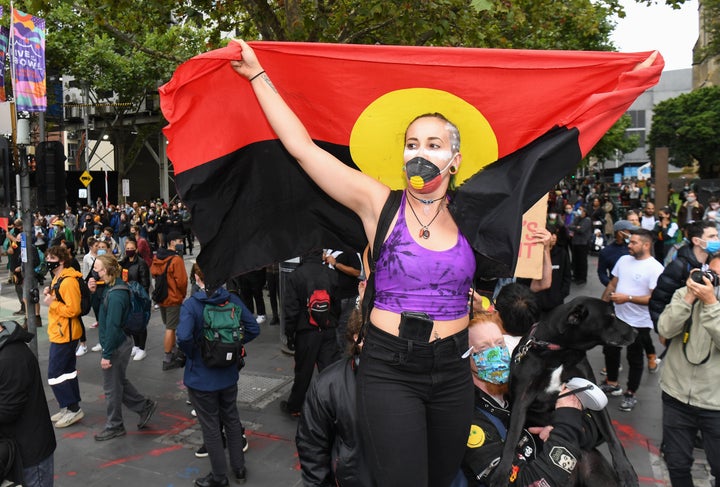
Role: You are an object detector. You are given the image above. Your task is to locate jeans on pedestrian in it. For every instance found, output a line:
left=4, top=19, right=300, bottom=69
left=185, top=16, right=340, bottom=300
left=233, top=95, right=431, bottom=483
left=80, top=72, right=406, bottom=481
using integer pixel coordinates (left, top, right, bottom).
left=357, top=324, right=473, bottom=487
left=48, top=340, right=81, bottom=408
left=662, top=392, right=720, bottom=487
left=22, top=453, right=54, bottom=487
left=102, top=336, right=147, bottom=429
left=188, top=384, right=245, bottom=480
left=626, top=328, right=648, bottom=393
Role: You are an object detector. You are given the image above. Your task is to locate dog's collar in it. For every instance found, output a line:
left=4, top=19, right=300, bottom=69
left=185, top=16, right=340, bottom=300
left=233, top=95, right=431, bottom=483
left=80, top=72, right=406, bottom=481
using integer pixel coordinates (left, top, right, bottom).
left=513, top=323, right=563, bottom=363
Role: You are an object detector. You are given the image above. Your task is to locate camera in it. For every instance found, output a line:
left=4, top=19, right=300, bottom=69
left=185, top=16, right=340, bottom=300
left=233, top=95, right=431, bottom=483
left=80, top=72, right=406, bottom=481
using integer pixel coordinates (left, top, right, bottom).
left=690, top=269, right=720, bottom=287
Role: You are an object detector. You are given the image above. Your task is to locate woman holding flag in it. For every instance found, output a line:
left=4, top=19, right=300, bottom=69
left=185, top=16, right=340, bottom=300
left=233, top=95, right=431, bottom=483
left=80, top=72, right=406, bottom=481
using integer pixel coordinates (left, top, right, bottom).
left=231, top=40, right=475, bottom=487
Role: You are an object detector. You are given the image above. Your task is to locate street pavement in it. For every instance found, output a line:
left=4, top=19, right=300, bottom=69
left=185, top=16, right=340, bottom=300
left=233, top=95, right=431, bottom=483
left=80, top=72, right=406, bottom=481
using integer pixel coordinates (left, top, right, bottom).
left=0, top=251, right=714, bottom=486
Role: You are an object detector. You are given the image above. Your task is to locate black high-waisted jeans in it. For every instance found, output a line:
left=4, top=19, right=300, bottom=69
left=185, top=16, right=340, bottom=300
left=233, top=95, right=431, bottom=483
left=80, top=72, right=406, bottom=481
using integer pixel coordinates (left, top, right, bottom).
left=357, top=323, right=473, bottom=487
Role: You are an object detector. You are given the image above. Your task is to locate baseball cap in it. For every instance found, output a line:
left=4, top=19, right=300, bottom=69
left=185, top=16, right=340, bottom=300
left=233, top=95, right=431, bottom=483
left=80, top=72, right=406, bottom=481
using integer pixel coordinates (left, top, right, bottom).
left=613, top=220, right=634, bottom=233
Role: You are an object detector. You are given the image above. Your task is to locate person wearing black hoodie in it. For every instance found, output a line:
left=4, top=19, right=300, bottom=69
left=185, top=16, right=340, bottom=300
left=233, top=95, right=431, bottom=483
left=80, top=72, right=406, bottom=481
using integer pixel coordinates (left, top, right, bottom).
left=0, top=321, right=56, bottom=486
left=280, top=249, right=341, bottom=417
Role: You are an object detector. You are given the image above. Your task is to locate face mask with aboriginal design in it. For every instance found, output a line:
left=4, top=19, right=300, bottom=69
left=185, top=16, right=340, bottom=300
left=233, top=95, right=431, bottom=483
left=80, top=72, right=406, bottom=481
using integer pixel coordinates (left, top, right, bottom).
left=403, top=150, right=456, bottom=194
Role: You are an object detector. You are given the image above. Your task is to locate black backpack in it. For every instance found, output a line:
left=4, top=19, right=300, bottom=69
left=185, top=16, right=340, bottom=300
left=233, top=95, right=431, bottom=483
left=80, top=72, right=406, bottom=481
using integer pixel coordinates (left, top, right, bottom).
left=151, top=259, right=173, bottom=303
left=54, top=276, right=93, bottom=317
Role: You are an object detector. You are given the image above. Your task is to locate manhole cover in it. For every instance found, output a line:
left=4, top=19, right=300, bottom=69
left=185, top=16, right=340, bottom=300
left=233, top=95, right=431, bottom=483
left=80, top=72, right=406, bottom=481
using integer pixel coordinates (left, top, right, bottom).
left=238, top=373, right=293, bottom=407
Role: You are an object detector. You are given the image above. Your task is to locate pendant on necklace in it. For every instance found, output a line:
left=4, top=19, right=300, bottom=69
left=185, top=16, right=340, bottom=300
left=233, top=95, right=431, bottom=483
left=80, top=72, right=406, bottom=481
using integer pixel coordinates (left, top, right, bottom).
left=420, top=227, right=430, bottom=239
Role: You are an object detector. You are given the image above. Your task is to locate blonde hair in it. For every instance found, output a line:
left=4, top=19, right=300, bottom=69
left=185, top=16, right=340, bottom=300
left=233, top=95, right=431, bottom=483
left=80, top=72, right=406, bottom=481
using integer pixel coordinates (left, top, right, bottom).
left=96, top=254, right=120, bottom=285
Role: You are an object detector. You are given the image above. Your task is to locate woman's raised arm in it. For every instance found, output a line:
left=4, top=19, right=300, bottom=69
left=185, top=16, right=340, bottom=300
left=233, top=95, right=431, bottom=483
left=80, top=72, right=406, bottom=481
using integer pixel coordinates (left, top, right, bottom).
left=230, top=40, right=389, bottom=232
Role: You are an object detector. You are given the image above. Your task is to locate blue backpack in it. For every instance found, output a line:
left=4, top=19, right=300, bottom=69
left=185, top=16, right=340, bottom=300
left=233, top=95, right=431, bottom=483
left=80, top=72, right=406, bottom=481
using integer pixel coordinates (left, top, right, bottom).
left=105, top=281, right=152, bottom=335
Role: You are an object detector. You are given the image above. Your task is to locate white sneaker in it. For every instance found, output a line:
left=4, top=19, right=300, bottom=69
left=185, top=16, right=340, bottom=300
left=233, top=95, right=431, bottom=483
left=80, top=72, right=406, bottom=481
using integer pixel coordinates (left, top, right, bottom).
left=131, top=346, right=139, bottom=357
left=256, top=315, right=266, bottom=324
left=91, top=343, right=103, bottom=352
left=191, top=409, right=197, bottom=417
left=75, top=344, right=88, bottom=357
left=133, top=349, right=147, bottom=361
left=51, top=408, right=68, bottom=422
left=55, top=408, right=84, bottom=428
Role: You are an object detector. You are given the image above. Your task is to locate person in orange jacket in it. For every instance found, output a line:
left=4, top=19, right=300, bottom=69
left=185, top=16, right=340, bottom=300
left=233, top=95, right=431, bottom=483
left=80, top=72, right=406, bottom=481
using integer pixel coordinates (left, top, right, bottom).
left=151, top=231, right=188, bottom=371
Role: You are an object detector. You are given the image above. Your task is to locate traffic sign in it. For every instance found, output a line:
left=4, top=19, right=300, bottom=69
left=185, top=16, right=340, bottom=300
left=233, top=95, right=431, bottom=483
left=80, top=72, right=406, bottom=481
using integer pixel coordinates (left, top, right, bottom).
left=79, top=170, right=93, bottom=187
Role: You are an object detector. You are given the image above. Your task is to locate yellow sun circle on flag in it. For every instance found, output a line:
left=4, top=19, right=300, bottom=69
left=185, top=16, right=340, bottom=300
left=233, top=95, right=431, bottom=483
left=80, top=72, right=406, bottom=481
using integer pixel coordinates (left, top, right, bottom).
left=350, top=88, right=498, bottom=189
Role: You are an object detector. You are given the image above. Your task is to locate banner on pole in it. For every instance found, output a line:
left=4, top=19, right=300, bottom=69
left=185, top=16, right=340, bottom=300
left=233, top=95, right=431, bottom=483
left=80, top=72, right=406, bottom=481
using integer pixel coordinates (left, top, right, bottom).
left=11, top=8, right=46, bottom=112
left=0, top=7, right=8, bottom=103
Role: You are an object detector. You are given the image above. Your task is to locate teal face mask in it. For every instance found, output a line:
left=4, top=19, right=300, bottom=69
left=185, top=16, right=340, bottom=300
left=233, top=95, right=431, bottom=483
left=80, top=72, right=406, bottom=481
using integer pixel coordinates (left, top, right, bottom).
left=472, top=345, right=510, bottom=385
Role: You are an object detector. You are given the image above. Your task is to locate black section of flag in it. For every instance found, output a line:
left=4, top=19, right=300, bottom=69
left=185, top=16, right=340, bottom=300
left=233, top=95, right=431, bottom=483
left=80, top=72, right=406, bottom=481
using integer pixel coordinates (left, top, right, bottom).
left=176, top=140, right=366, bottom=289
left=450, top=126, right=582, bottom=278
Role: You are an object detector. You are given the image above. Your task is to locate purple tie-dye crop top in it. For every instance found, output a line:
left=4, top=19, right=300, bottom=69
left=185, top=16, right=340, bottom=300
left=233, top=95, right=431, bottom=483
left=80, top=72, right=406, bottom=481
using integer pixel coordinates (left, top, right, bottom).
left=374, top=191, right=476, bottom=320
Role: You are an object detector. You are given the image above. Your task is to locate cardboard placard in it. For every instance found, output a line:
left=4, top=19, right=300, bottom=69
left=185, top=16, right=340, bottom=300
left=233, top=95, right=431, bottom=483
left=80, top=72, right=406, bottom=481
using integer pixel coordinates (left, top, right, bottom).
left=514, top=197, right=548, bottom=280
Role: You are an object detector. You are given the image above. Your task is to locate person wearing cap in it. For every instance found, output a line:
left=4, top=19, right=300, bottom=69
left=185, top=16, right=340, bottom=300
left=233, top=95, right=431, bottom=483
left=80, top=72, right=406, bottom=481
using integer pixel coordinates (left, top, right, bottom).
left=597, top=220, right=634, bottom=288
left=151, top=230, right=188, bottom=371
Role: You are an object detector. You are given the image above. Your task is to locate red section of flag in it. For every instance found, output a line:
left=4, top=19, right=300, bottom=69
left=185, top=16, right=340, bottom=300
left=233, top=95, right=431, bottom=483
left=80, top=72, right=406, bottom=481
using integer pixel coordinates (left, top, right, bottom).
left=160, top=41, right=663, bottom=176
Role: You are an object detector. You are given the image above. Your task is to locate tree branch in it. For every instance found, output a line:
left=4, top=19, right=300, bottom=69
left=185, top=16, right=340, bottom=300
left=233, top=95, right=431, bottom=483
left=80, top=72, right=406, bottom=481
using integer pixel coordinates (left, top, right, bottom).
left=73, top=3, right=186, bottom=64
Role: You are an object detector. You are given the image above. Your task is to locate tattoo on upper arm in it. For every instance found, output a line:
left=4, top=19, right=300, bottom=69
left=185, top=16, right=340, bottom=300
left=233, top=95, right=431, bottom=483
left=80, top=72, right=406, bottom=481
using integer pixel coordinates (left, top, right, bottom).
left=261, top=74, right=277, bottom=93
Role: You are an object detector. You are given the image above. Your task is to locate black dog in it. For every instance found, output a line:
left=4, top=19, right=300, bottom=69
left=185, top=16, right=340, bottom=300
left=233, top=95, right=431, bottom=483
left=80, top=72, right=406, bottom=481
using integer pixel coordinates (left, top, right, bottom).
left=488, top=296, right=639, bottom=487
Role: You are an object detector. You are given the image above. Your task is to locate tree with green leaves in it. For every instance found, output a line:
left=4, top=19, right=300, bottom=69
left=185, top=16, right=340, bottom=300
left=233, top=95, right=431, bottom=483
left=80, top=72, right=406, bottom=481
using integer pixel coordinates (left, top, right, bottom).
left=648, top=85, right=720, bottom=179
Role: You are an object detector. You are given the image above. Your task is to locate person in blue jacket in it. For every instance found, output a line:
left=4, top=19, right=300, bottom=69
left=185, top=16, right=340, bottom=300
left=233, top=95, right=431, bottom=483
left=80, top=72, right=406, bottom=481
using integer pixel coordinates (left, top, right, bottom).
left=177, top=263, right=260, bottom=487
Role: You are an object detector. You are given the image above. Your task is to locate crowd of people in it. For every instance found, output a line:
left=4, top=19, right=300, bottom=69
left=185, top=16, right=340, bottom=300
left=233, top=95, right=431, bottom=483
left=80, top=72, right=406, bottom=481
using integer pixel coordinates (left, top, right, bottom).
left=1, top=41, right=717, bottom=487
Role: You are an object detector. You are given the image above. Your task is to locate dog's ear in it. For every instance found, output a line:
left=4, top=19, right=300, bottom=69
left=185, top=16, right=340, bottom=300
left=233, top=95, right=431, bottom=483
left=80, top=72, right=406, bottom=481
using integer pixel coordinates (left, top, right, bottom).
left=567, top=303, right=589, bottom=326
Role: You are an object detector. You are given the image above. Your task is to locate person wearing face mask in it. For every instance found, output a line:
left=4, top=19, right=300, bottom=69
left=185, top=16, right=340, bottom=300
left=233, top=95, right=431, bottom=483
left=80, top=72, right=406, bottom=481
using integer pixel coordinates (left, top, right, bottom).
left=567, top=206, right=592, bottom=284
left=87, top=254, right=157, bottom=441
left=650, top=220, right=720, bottom=330
left=151, top=231, right=188, bottom=371
left=119, top=238, right=151, bottom=361
left=130, top=224, right=154, bottom=268
left=43, top=246, right=86, bottom=429
left=678, top=190, right=704, bottom=225
left=657, top=253, right=720, bottom=487
left=653, top=207, right=680, bottom=263
left=232, top=41, right=477, bottom=487
left=703, top=196, right=720, bottom=229
left=457, top=318, right=586, bottom=486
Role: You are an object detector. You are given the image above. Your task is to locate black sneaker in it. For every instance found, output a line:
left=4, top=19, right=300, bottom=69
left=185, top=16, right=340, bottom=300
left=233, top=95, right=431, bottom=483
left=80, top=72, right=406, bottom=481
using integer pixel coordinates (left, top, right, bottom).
left=94, top=426, right=127, bottom=441
left=194, top=472, right=229, bottom=487
left=137, top=400, right=157, bottom=429
left=195, top=445, right=208, bottom=458
left=280, top=400, right=300, bottom=418
left=233, top=467, right=247, bottom=484
left=162, top=359, right=181, bottom=371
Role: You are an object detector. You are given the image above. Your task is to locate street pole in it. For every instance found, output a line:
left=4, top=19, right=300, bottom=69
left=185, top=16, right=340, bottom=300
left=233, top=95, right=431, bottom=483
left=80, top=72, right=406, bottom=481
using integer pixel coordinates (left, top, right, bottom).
left=17, top=117, right=39, bottom=357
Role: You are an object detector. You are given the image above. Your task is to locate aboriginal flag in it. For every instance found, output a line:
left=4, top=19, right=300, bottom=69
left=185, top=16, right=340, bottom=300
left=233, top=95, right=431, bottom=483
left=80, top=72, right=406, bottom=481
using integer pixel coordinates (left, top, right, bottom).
left=160, top=41, right=662, bottom=289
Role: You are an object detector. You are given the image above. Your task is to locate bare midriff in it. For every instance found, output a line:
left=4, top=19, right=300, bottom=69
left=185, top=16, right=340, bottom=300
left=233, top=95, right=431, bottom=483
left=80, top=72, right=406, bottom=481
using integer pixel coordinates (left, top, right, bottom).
left=370, top=307, right=469, bottom=341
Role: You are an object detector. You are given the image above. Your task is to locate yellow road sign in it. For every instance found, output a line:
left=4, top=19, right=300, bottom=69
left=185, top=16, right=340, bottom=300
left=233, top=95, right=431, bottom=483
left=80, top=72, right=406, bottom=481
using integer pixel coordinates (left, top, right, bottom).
left=79, top=171, right=93, bottom=187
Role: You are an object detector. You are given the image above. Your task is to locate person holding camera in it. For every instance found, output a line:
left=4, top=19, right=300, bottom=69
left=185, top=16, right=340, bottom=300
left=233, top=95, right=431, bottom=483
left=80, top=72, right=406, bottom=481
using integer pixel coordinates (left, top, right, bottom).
left=653, top=207, right=679, bottom=263
left=657, top=255, right=720, bottom=487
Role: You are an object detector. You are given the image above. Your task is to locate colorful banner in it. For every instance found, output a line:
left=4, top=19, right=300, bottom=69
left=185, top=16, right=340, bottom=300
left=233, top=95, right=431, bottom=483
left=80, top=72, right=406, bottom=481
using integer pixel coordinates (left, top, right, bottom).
left=0, top=7, right=6, bottom=102
left=11, top=8, right=46, bottom=111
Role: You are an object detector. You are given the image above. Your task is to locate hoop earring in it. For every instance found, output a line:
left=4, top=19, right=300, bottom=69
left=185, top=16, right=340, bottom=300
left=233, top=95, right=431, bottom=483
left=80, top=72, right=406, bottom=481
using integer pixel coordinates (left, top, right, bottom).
left=449, top=166, right=458, bottom=175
